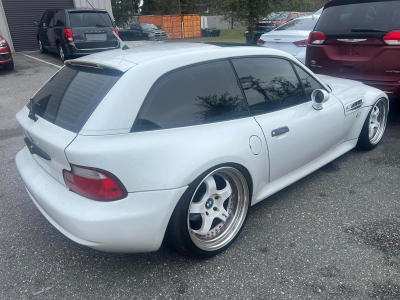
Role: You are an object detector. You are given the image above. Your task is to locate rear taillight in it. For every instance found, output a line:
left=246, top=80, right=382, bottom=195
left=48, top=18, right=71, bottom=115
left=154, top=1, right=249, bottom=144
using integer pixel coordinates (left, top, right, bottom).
left=308, top=31, right=326, bottom=44
left=63, top=165, right=127, bottom=201
left=114, top=27, right=119, bottom=36
left=65, top=28, right=74, bottom=42
left=257, top=38, right=266, bottom=46
left=293, top=39, right=307, bottom=47
left=383, top=30, right=400, bottom=45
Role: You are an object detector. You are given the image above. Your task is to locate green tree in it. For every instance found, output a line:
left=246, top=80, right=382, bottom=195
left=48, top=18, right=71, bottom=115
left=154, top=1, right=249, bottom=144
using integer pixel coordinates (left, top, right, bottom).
left=112, top=0, right=141, bottom=27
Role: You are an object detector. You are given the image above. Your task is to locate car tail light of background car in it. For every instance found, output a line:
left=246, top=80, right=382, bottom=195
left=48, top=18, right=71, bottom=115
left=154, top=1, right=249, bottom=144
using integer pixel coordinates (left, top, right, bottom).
left=293, top=39, right=308, bottom=47
left=114, top=27, right=119, bottom=36
left=65, top=29, right=74, bottom=42
left=383, top=31, right=400, bottom=45
left=63, top=165, right=128, bottom=201
left=308, top=31, right=326, bottom=44
left=257, top=38, right=266, bottom=46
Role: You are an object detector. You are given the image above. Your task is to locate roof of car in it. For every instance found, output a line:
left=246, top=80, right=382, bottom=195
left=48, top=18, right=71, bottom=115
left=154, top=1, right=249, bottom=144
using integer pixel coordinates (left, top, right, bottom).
left=66, top=42, right=295, bottom=72
left=64, top=8, right=108, bottom=12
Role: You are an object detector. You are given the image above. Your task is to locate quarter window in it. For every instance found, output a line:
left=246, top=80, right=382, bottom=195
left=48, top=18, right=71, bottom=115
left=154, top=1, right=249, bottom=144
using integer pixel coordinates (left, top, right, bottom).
left=133, top=60, right=249, bottom=132
left=293, top=64, right=326, bottom=100
left=54, top=10, right=65, bottom=26
left=46, top=11, right=55, bottom=27
left=231, top=57, right=306, bottom=115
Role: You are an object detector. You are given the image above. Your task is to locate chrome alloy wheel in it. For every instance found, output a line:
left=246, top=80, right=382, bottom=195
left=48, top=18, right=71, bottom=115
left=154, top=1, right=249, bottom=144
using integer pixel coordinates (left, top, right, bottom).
left=38, top=40, right=43, bottom=52
left=369, top=98, right=388, bottom=145
left=59, top=45, right=64, bottom=61
left=187, top=167, right=249, bottom=251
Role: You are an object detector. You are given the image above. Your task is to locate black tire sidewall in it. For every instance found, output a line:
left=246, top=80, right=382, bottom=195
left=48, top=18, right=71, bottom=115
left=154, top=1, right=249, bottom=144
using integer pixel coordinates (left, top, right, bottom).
left=166, top=163, right=252, bottom=259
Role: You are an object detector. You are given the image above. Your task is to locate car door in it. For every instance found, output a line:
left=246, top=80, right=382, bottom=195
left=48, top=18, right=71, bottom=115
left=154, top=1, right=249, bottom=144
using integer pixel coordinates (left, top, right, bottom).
left=46, top=10, right=56, bottom=51
left=38, top=12, right=48, bottom=46
left=231, top=57, right=345, bottom=182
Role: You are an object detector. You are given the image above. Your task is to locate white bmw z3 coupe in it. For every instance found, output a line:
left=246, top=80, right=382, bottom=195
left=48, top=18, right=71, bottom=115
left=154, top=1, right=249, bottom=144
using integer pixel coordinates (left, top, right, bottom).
left=16, top=43, right=388, bottom=258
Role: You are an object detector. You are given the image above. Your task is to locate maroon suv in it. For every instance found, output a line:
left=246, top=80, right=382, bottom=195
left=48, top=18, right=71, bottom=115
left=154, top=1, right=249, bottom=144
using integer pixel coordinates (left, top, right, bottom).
left=306, top=0, right=400, bottom=99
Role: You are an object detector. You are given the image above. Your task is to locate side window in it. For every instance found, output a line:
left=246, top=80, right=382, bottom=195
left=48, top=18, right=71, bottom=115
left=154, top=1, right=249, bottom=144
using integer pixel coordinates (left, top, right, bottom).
left=46, top=10, right=55, bottom=27
left=290, top=13, right=299, bottom=20
left=231, top=57, right=306, bottom=115
left=54, top=10, right=65, bottom=26
left=40, top=12, right=47, bottom=28
left=133, top=61, right=249, bottom=131
left=293, top=64, right=325, bottom=100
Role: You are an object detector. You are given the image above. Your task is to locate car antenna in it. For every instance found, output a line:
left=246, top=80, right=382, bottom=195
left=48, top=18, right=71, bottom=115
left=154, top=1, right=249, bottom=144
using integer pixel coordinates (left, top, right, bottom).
left=84, top=0, right=129, bottom=50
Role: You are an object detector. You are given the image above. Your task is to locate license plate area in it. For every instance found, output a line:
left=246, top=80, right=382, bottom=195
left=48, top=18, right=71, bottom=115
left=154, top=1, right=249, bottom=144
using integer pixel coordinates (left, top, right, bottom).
left=85, top=33, right=107, bottom=41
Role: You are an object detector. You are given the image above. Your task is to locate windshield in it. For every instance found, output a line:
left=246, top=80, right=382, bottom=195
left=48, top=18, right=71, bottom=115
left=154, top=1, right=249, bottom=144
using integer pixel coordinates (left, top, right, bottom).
left=140, top=23, right=158, bottom=30
left=315, top=1, right=400, bottom=35
left=275, top=17, right=318, bottom=31
left=69, top=12, right=113, bottom=28
left=29, top=65, right=121, bottom=133
left=263, top=12, right=290, bottom=21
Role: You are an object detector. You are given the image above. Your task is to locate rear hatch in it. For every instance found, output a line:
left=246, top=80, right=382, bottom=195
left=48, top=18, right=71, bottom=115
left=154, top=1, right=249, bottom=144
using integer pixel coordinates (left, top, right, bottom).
left=68, top=10, right=119, bottom=49
left=16, top=64, right=122, bottom=185
left=307, top=1, right=400, bottom=83
left=261, top=17, right=319, bottom=55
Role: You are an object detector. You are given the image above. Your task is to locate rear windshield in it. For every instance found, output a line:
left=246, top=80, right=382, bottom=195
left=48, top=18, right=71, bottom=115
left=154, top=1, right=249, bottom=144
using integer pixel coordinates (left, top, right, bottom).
left=315, top=1, right=400, bottom=35
left=275, top=18, right=319, bottom=31
left=69, top=11, right=113, bottom=28
left=263, top=12, right=290, bottom=21
left=140, top=23, right=158, bottom=30
left=29, top=65, right=121, bottom=133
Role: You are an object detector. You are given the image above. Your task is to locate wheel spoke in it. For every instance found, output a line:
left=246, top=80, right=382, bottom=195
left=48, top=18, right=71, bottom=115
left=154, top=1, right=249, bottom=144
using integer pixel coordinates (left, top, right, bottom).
left=200, top=175, right=217, bottom=202
left=217, top=181, right=232, bottom=202
left=190, top=202, right=207, bottom=214
left=369, top=123, right=376, bottom=138
left=193, top=215, right=214, bottom=235
left=216, top=207, right=230, bottom=222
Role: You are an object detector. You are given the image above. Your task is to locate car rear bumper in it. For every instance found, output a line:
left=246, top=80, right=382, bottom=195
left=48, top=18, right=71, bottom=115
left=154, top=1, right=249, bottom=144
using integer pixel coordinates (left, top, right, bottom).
left=65, top=42, right=120, bottom=56
left=360, top=80, right=400, bottom=99
left=16, top=147, right=187, bottom=253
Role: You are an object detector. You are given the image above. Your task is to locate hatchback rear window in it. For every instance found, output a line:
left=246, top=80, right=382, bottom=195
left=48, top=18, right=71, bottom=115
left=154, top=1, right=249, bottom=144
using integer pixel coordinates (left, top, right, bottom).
left=275, top=17, right=319, bottom=31
left=315, top=1, right=400, bottom=35
left=29, top=65, right=121, bottom=133
left=68, top=11, right=113, bottom=28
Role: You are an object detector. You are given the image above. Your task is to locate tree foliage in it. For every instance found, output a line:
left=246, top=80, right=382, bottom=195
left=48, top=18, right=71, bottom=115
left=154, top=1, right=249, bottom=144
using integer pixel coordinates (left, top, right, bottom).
left=111, top=0, right=141, bottom=27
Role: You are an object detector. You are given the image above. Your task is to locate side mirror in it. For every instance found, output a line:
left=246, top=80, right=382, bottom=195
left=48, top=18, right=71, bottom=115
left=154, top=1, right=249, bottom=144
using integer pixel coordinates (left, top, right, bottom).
left=34, top=22, right=39, bottom=27
left=311, top=89, right=330, bottom=110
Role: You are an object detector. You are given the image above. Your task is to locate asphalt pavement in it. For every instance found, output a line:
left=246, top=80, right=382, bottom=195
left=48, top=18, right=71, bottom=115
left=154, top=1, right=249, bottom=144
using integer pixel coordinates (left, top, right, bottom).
left=1, top=52, right=400, bottom=300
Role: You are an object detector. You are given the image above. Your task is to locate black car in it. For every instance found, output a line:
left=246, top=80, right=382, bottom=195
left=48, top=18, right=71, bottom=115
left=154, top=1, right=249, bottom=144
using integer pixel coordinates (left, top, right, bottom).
left=119, top=23, right=168, bottom=41
left=35, top=8, right=119, bottom=61
left=245, top=23, right=276, bottom=44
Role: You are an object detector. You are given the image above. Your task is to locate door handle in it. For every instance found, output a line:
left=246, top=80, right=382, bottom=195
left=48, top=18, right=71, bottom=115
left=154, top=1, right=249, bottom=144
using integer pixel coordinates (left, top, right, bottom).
left=271, top=126, right=289, bottom=137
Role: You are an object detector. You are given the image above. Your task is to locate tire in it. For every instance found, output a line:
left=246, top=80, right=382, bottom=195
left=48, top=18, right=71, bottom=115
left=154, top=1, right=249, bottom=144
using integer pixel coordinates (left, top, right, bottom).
left=58, top=43, right=70, bottom=62
left=2, top=60, right=14, bottom=71
left=357, top=97, right=389, bottom=150
left=38, top=38, right=48, bottom=54
left=166, top=164, right=251, bottom=258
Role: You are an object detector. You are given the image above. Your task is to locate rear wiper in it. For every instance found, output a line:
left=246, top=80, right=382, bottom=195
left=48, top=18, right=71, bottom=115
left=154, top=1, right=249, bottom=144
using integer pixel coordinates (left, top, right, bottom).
left=95, top=24, right=107, bottom=27
left=351, top=28, right=386, bottom=32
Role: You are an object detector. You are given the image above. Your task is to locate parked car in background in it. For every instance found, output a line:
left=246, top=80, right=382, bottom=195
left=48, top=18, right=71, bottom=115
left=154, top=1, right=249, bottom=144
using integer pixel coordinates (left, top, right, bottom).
left=306, top=0, right=400, bottom=99
left=16, top=43, right=388, bottom=258
left=0, top=35, right=13, bottom=70
left=119, top=23, right=168, bottom=41
left=35, top=8, right=119, bottom=61
left=258, top=15, right=320, bottom=64
left=245, top=12, right=306, bottom=44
